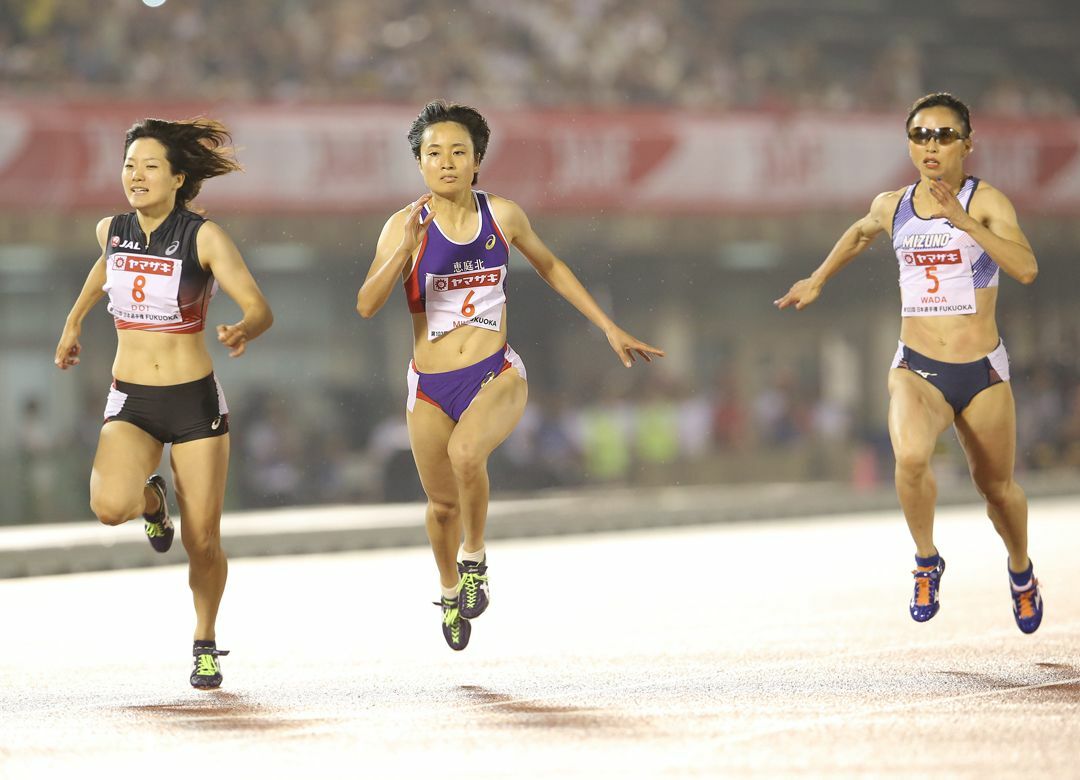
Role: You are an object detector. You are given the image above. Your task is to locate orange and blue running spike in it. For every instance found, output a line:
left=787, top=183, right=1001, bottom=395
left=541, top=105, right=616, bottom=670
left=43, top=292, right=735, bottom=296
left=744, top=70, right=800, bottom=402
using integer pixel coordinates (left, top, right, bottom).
left=1009, top=562, right=1043, bottom=634
left=910, top=555, right=945, bottom=622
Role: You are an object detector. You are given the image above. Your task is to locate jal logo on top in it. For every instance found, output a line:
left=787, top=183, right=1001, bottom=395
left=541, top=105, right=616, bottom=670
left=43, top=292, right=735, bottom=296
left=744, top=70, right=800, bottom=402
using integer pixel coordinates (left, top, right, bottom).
left=111, top=236, right=142, bottom=250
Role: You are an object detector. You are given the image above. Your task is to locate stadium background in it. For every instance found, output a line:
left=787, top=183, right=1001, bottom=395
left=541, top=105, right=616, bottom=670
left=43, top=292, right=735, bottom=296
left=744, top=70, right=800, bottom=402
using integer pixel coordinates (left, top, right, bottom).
left=2, top=0, right=1079, bottom=526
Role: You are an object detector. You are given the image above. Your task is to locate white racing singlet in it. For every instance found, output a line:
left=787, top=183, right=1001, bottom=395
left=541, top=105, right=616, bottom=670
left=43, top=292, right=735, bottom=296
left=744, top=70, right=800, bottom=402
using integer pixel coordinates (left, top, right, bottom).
left=891, top=176, right=999, bottom=318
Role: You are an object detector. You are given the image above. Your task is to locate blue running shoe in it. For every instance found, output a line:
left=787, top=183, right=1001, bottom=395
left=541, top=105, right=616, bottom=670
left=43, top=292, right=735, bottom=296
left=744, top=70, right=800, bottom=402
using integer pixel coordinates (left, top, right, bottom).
left=436, top=596, right=471, bottom=651
left=910, top=557, right=945, bottom=622
left=457, top=559, right=489, bottom=619
left=191, top=643, right=230, bottom=689
left=1010, top=570, right=1043, bottom=635
left=143, top=474, right=174, bottom=553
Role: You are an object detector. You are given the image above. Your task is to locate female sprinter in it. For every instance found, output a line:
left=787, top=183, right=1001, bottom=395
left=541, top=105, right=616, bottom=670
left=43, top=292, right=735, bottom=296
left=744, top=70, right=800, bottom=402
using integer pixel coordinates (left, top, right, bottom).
left=775, top=93, right=1042, bottom=633
left=54, top=118, right=273, bottom=686
left=357, top=100, right=664, bottom=651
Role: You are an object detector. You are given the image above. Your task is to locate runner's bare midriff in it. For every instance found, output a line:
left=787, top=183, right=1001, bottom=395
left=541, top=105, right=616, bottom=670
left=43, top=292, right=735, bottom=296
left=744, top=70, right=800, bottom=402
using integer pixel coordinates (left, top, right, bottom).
left=899, top=287, right=1001, bottom=363
left=411, top=306, right=508, bottom=373
left=113, top=330, right=214, bottom=385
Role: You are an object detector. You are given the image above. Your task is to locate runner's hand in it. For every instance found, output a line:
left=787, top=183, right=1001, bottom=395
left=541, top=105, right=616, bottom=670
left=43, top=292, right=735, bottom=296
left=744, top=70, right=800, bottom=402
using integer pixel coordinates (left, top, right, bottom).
left=774, top=277, right=822, bottom=310
left=927, top=178, right=978, bottom=232
left=398, top=194, right=436, bottom=255
left=605, top=326, right=665, bottom=368
left=54, top=326, right=82, bottom=370
left=217, top=321, right=250, bottom=357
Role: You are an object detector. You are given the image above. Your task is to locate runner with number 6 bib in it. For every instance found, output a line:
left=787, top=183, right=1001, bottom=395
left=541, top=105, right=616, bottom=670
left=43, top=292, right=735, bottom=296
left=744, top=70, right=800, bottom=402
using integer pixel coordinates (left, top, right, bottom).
left=357, top=101, right=664, bottom=651
left=54, top=118, right=273, bottom=687
left=775, top=93, right=1043, bottom=634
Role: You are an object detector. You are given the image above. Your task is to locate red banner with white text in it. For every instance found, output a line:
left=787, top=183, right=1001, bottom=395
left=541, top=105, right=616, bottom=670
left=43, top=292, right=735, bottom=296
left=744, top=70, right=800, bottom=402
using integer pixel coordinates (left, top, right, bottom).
left=1, top=102, right=1078, bottom=215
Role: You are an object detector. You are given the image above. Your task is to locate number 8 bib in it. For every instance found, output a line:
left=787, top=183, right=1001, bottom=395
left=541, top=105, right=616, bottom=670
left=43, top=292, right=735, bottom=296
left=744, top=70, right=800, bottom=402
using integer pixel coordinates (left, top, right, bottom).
left=104, top=253, right=183, bottom=326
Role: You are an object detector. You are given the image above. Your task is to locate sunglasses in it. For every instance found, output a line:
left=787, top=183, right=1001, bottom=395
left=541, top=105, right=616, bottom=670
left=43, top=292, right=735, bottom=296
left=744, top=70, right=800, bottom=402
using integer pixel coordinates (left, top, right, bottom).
left=907, top=127, right=968, bottom=146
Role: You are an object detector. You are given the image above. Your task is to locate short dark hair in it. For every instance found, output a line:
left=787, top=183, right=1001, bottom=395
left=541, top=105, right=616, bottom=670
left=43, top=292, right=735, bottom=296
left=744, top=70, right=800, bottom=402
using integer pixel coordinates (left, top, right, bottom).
left=906, top=92, right=972, bottom=137
left=124, top=118, right=241, bottom=209
left=408, top=100, right=491, bottom=185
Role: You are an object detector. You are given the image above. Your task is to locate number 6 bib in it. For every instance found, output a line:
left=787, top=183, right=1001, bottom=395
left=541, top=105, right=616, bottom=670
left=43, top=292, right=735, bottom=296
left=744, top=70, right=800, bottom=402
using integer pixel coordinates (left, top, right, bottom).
left=425, top=266, right=506, bottom=340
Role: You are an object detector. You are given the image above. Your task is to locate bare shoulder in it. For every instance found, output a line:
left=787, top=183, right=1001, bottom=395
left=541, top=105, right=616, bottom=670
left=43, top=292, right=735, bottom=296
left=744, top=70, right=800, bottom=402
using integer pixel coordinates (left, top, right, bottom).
left=194, top=221, right=244, bottom=271
left=969, top=179, right=1013, bottom=212
left=196, top=219, right=233, bottom=250
left=484, top=192, right=514, bottom=207
left=870, top=187, right=905, bottom=218
left=485, top=192, right=526, bottom=236
left=94, top=216, right=112, bottom=250
left=379, top=205, right=411, bottom=242
left=862, top=188, right=905, bottom=238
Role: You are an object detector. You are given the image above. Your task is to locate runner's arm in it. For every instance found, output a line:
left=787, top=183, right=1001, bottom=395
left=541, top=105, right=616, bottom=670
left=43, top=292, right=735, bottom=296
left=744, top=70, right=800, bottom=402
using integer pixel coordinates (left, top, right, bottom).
left=958, top=185, right=1037, bottom=284
left=54, top=217, right=111, bottom=369
left=199, top=221, right=273, bottom=357
left=357, top=196, right=435, bottom=318
left=775, top=190, right=896, bottom=310
left=496, top=196, right=663, bottom=366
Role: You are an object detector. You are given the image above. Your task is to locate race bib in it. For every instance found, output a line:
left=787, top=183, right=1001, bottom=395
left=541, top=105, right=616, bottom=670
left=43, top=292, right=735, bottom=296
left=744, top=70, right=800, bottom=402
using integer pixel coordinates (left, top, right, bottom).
left=104, top=253, right=183, bottom=326
left=898, top=248, right=977, bottom=317
left=425, top=267, right=506, bottom=340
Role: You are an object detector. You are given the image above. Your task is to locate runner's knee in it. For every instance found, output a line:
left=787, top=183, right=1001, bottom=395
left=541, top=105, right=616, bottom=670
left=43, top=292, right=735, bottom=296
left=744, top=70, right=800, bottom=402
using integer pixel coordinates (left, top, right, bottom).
left=894, top=448, right=932, bottom=480
left=974, top=476, right=1014, bottom=507
left=447, top=440, right=484, bottom=481
left=90, top=492, right=138, bottom=526
left=428, top=499, right=459, bottom=524
left=182, top=527, right=222, bottom=563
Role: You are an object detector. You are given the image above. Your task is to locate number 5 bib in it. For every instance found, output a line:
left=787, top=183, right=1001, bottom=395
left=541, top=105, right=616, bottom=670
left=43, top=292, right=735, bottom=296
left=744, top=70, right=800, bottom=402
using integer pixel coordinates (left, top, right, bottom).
left=891, top=176, right=999, bottom=318
left=898, top=248, right=976, bottom=317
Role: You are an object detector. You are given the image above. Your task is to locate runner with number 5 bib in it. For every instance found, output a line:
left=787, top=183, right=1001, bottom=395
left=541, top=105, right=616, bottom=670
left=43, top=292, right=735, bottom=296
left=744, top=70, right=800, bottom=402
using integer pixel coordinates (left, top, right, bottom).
left=53, top=118, right=273, bottom=687
left=357, top=101, right=664, bottom=651
left=775, top=93, right=1043, bottom=634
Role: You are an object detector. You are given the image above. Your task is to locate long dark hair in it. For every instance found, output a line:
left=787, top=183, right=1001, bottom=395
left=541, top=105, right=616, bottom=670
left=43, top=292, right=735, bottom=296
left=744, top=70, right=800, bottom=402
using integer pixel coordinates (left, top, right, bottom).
left=906, top=92, right=972, bottom=137
left=408, top=100, right=491, bottom=185
left=124, top=118, right=241, bottom=209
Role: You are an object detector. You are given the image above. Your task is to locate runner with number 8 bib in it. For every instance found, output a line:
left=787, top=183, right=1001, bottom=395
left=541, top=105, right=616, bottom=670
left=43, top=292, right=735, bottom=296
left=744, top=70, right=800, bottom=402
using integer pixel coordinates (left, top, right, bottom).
left=53, top=118, right=273, bottom=687
left=357, top=101, right=664, bottom=651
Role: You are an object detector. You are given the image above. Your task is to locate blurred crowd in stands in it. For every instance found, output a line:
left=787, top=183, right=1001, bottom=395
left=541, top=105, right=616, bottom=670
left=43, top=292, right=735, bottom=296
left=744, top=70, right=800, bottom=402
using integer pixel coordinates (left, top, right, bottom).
left=6, top=0, right=1080, bottom=522
left=2, top=0, right=1077, bottom=115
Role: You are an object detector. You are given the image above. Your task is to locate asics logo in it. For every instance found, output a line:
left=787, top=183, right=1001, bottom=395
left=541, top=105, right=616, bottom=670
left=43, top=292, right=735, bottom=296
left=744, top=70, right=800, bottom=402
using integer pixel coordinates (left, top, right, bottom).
left=211, top=417, right=222, bottom=430
left=166, top=240, right=181, bottom=256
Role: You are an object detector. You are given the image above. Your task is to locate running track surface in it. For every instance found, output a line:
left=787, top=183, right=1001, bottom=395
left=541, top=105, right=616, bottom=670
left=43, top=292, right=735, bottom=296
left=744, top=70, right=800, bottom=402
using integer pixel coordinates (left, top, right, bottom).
left=1, top=498, right=1077, bottom=779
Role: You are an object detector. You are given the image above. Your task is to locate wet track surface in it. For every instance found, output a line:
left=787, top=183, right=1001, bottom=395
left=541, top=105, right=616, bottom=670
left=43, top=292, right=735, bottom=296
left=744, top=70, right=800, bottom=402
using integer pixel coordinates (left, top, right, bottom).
left=2, top=499, right=1078, bottom=778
